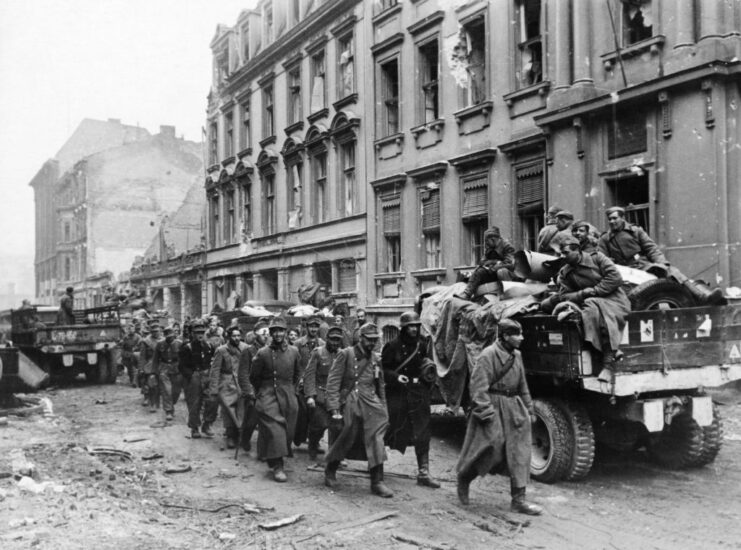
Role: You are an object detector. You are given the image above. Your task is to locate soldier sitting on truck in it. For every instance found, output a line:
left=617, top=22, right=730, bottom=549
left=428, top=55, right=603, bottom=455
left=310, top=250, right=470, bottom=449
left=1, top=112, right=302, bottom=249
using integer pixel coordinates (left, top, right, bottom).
left=456, top=226, right=517, bottom=301
left=599, top=206, right=725, bottom=305
left=542, top=235, right=631, bottom=366
left=571, top=220, right=601, bottom=253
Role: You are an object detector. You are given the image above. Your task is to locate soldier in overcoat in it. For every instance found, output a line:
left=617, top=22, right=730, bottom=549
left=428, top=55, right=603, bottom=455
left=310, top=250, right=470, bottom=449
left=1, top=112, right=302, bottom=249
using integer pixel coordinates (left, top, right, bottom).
left=179, top=320, right=217, bottom=438
left=303, top=325, right=344, bottom=460
left=324, top=323, right=393, bottom=498
left=138, top=323, right=161, bottom=412
left=294, top=316, right=325, bottom=447
left=249, top=317, right=301, bottom=482
left=456, top=319, right=542, bottom=515
left=209, top=326, right=248, bottom=449
left=382, top=311, right=439, bottom=488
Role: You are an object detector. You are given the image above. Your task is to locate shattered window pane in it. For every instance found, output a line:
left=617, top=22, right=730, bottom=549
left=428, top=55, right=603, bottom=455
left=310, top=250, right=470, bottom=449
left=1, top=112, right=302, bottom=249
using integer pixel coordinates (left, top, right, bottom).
left=448, top=17, right=487, bottom=108
left=623, top=0, right=653, bottom=45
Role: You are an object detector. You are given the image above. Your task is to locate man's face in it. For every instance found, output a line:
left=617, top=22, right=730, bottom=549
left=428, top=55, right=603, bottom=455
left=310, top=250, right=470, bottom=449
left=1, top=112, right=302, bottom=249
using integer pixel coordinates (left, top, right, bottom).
left=357, top=311, right=366, bottom=323
left=607, top=212, right=626, bottom=232
left=165, top=332, right=174, bottom=342
left=255, top=328, right=268, bottom=345
left=196, top=330, right=207, bottom=343
left=271, top=328, right=286, bottom=344
left=573, top=225, right=589, bottom=244
left=555, top=217, right=570, bottom=231
left=405, top=325, right=419, bottom=339
left=327, top=337, right=342, bottom=352
left=287, top=330, right=298, bottom=344
left=307, top=324, right=319, bottom=337
left=360, top=335, right=378, bottom=352
left=561, top=245, right=582, bottom=266
left=334, top=317, right=343, bottom=326
left=127, top=325, right=135, bottom=335
left=228, top=330, right=242, bottom=345
left=485, top=234, right=500, bottom=249
left=503, top=332, right=524, bottom=349
left=151, top=329, right=160, bottom=339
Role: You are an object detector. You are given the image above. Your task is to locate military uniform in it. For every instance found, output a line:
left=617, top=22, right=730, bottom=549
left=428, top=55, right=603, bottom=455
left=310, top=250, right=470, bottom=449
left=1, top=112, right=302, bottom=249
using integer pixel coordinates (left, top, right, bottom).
left=294, top=331, right=325, bottom=446
left=209, top=340, right=248, bottom=444
left=598, top=222, right=667, bottom=269
left=153, top=333, right=183, bottom=419
left=120, top=331, right=142, bottom=386
left=138, top=334, right=161, bottom=411
left=179, top=334, right=217, bottom=436
left=303, top=339, right=341, bottom=459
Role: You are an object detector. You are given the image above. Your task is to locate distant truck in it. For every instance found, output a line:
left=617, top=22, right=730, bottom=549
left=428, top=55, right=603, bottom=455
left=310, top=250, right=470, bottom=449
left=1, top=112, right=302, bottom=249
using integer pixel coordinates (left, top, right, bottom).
left=421, top=289, right=741, bottom=483
left=10, top=305, right=122, bottom=384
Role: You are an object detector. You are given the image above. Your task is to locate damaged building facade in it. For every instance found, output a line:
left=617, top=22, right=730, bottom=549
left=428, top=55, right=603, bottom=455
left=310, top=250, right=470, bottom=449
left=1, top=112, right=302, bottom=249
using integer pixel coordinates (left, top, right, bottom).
left=203, top=0, right=368, bottom=312
left=31, top=119, right=204, bottom=308
left=205, top=0, right=741, bottom=331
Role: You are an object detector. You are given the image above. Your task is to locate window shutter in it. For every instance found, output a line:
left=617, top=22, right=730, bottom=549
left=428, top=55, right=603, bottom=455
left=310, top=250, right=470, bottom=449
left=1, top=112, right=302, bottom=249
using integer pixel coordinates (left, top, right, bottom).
left=516, top=163, right=544, bottom=207
left=462, top=176, right=488, bottom=218
left=421, top=190, right=440, bottom=231
left=382, top=198, right=401, bottom=235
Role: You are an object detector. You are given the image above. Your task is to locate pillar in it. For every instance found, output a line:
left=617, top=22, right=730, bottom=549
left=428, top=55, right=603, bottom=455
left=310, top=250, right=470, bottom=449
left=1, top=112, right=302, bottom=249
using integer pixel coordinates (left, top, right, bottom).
left=253, top=272, right=263, bottom=300
left=277, top=268, right=289, bottom=301
left=572, top=0, right=592, bottom=85
left=675, top=0, right=695, bottom=48
left=179, top=283, right=187, bottom=323
left=553, top=0, right=572, bottom=90
left=699, top=0, right=721, bottom=40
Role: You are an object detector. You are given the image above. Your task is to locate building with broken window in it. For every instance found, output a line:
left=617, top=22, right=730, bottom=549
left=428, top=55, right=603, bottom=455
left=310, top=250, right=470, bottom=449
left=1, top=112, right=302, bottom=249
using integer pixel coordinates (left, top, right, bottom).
left=205, top=0, right=741, bottom=333
left=30, top=119, right=203, bottom=308
left=203, top=0, right=368, bottom=313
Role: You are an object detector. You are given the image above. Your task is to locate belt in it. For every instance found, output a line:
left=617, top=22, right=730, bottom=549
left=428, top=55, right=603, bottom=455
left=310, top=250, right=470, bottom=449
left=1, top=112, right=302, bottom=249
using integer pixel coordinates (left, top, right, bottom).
left=489, top=388, right=520, bottom=397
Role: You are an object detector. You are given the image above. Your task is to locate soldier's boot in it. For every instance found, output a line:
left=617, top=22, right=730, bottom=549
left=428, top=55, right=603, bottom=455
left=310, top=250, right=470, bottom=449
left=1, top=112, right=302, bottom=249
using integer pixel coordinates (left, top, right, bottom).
left=510, top=486, right=543, bottom=516
left=369, top=464, right=394, bottom=498
left=225, top=428, right=238, bottom=449
left=455, top=287, right=473, bottom=301
left=308, top=437, right=319, bottom=461
left=416, top=452, right=440, bottom=489
left=190, top=426, right=201, bottom=439
left=201, top=422, right=214, bottom=438
left=683, top=280, right=727, bottom=306
left=269, top=458, right=287, bottom=483
left=456, top=466, right=477, bottom=505
left=324, top=460, right=340, bottom=489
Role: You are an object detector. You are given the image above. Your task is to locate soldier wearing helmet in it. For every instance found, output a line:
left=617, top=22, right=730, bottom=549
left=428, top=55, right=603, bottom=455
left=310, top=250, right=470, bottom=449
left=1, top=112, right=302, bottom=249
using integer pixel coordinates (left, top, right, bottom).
left=381, top=311, right=440, bottom=489
left=249, top=317, right=301, bottom=483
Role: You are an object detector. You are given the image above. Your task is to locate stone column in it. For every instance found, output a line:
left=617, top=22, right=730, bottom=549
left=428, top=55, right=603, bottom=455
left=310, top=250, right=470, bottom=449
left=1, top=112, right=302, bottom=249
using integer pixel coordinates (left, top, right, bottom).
left=675, top=0, right=695, bottom=48
left=553, top=0, right=573, bottom=90
left=277, top=268, right=289, bottom=301
left=163, top=287, right=171, bottom=312
left=179, top=283, right=187, bottom=323
left=330, top=262, right=340, bottom=294
left=699, top=0, right=721, bottom=40
left=572, top=0, right=592, bottom=85
left=253, top=272, right=263, bottom=300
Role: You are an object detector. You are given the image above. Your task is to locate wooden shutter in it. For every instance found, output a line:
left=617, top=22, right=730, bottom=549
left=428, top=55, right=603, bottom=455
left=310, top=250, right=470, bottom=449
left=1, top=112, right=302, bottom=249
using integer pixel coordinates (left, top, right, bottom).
left=421, top=189, right=440, bottom=231
left=516, top=162, right=544, bottom=208
left=462, top=176, right=488, bottom=219
left=382, top=198, right=401, bottom=235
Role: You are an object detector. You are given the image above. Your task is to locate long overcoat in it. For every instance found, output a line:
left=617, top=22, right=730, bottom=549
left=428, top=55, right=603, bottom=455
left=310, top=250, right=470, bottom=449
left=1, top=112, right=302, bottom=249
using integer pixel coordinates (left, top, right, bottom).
left=325, top=345, right=388, bottom=468
left=209, top=341, right=248, bottom=426
left=381, top=334, right=433, bottom=454
left=294, top=335, right=324, bottom=445
left=303, top=345, right=340, bottom=437
left=557, top=250, right=631, bottom=352
left=250, top=342, right=301, bottom=461
left=457, top=341, right=534, bottom=488
left=598, top=223, right=667, bottom=268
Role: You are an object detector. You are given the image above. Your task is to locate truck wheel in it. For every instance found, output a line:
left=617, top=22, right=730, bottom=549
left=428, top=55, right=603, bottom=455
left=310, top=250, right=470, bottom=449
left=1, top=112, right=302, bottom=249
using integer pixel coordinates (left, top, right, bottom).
left=531, top=399, right=571, bottom=483
left=558, top=401, right=596, bottom=481
left=647, top=412, right=704, bottom=469
left=104, top=352, right=118, bottom=384
left=628, top=279, right=697, bottom=311
left=694, top=403, right=723, bottom=467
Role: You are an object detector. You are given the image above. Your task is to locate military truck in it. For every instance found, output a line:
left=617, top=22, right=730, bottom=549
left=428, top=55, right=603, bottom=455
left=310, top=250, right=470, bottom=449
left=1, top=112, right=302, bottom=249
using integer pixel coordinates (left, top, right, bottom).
left=10, top=305, right=122, bottom=384
left=421, top=289, right=741, bottom=483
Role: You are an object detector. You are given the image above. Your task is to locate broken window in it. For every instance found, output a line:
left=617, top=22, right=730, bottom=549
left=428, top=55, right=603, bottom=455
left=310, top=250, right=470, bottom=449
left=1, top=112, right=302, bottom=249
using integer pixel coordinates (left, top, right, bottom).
left=339, top=141, right=356, bottom=217
left=419, top=38, right=440, bottom=123
left=607, top=173, right=650, bottom=230
left=264, top=3, right=274, bottom=45
left=452, top=16, right=487, bottom=107
left=516, top=0, right=543, bottom=88
left=241, top=180, right=252, bottom=237
left=224, top=188, right=236, bottom=244
left=286, top=161, right=303, bottom=229
left=622, top=0, right=653, bottom=45
left=310, top=50, right=326, bottom=113
left=288, top=67, right=302, bottom=125
left=241, top=22, right=250, bottom=62
left=215, top=46, right=229, bottom=85
left=380, top=58, right=400, bottom=136
left=421, top=187, right=441, bottom=268
left=263, top=84, right=274, bottom=138
left=209, top=194, right=220, bottom=248
left=338, top=32, right=355, bottom=98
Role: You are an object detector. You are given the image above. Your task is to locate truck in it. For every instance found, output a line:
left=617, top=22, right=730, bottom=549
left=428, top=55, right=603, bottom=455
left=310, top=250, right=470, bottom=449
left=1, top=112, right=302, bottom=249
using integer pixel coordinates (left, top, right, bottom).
left=10, top=305, right=122, bottom=385
left=420, top=288, right=741, bottom=483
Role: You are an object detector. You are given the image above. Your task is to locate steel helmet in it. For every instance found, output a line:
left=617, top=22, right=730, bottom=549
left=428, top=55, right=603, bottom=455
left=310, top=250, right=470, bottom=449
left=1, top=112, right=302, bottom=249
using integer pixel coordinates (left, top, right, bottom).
left=399, top=311, right=422, bottom=328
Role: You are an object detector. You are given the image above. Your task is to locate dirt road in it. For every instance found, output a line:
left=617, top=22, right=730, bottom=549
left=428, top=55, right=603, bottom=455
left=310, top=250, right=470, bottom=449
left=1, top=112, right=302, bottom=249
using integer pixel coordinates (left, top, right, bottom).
left=2, top=381, right=741, bottom=549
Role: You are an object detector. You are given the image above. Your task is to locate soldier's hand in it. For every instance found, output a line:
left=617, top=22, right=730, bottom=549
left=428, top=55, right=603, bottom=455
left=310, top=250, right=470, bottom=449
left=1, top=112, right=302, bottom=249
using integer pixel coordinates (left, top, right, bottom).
left=398, top=374, right=409, bottom=384
left=306, top=397, right=316, bottom=409
left=530, top=413, right=538, bottom=424
left=581, top=287, right=597, bottom=298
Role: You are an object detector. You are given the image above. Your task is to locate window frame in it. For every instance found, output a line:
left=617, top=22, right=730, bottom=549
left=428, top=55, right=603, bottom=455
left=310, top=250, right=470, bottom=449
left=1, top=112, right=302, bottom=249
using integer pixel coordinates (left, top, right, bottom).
left=338, top=140, right=356, bottom=217
left=378, top=55, right=401, bottom=137
left=287, top=65, right=302, bottom=126
left=208, top=121, right=218, bottom=165
left=419, top=185, right=442, bottom=268
left=310, top=49, right=326, bottom=114
left=380, top=193, right=402, bottom=273
left=460, top=171, right=490, bottom=265
left=240, top=94, right=252, bottom=152
left=224, top=110, right=235, bottom=158
left=262, top=84, right=275, bottom=140
left=336, top=30, right=355, bottom=99
left=458, top=13, right=488, bottom=108
left=262, top=173, right=276, bottom=235
left=416, top=35, right=440, bottom=125
left=515, top=0, right=544, bottom=90
left=621, top=0, right=654, bottom=47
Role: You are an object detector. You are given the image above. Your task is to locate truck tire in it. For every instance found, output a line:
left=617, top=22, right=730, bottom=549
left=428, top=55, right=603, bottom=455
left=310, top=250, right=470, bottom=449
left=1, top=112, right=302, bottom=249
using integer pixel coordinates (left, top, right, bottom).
left=104, top=352, right=118, bottom=384
left=694, top=403, right=723, bottom=467
left=628, top=279, right=697, bottom=311
left=647, top=412, right=704, bottom=469
left=531, top=399, right=571, bottom=483
left=558, top=401, right=596, bottom=481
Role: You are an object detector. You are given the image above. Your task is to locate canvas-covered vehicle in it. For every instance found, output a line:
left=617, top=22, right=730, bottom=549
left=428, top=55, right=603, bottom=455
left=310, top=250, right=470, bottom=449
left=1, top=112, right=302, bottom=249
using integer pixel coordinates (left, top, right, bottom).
left=10, top=304, right=122, bottom=384
left=419, top=284, right=741, bottom=483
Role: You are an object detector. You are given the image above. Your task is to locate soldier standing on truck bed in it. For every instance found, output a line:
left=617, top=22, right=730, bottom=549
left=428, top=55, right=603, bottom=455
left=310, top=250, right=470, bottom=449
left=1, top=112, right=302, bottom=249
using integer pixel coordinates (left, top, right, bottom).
left=599, top=206, right=725, bottom=305
left=179, top=320, right=217, bottom=438
left=303, top=325, right=344, bottom=460
left=456, top=319, right=542, bottom=516
left=381, top=311, right=440, bottom=489
left=138, top=322, right=161, bottom=413
left=57, top=286, right=75, bottom=325
left=153, top=326, right=183, bottom=422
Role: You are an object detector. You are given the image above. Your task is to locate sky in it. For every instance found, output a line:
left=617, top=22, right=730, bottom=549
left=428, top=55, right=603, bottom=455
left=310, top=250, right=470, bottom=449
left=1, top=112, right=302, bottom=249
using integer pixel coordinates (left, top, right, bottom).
left=0, top=0, right=256, bottom=293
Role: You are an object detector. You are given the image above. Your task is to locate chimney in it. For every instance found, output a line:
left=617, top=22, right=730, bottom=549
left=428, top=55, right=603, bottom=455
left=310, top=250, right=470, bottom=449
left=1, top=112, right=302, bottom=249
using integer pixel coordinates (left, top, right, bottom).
left=160, top=125, right=176, bottom=138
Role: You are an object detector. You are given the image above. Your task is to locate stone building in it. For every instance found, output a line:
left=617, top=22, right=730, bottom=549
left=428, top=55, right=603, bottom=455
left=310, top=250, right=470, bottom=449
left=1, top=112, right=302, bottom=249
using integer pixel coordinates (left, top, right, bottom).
left=203, top=0, right=367, bottom=313
left=30, top=119, right=203, bottom=308
left=206, top=0, right=741, bottom=333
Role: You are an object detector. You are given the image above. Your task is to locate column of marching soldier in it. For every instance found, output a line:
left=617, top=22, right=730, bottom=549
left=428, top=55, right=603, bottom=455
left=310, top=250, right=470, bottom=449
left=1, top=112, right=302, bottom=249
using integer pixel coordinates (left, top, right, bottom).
left=121, top=310, right=542, bottom=516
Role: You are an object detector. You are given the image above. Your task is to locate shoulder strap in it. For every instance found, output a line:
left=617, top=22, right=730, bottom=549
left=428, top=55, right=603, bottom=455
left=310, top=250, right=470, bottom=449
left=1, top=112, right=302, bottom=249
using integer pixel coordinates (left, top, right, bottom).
left=393, top=342, right=420, bottom=374
left=489, top=352, right=517, bottom=391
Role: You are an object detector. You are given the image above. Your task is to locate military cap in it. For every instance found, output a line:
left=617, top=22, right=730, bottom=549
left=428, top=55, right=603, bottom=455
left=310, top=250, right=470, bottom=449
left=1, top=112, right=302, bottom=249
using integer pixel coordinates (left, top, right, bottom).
left=400, top=311, right=422, bottom=327
left=559, top=235, right=581, bottom=248
left=555, top=210, right=574, bottom=220
left=571, top=219, right=591, bottom=231
left=190, top=320, right=207, bottom=332
left=148, top=319, right=161, bottom=329
left=163, top=326, right=174, bottom=334
left=306, top=315, right=322, bottom=327
left=269, top=317, right=287, bottom=331
left=547, top=205, right=563, bottom=216
left=498, top=318, right=523, bottom=336
left=327, top=326, right=344, bottom=339
left=359, top=323, right=381, bottom=339
left=605, top=205, right=626, bottom=216
left=253, top=320, right=269, bottom=332
left=484, top=226, right=501, bottom=239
